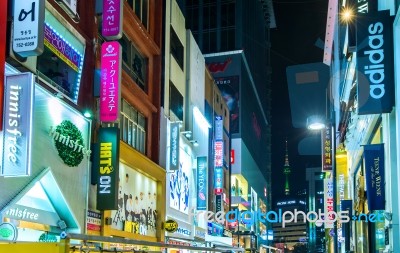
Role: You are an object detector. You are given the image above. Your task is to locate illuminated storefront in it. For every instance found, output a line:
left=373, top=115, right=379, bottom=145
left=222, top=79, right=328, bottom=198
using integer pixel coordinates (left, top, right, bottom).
left=1, top=66, right=91, bottom=241
left=97, top=142, right=166, bottom=244
left=165, top=144, right=195, bottom=250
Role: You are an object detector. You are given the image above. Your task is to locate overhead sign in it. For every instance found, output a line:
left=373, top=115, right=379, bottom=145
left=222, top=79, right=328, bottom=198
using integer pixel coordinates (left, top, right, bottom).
left=102, top=0, right=123, bottom=40
left=44, top=23, right=83, bottom=72
left=164, top=219, right=179, bottom=233
left=357, top=10, right=394, bottom=115
left=196, top=156, right=207, bottom=210
left=12, top=0, right=45, bottom=56
left=100, top=41, right=121, bottom=122
left=169, top=122, right=180, bottom=171
left=3, top=204, right=61, bottom=227
left=364, top=144, right=385, bottom=210
left=2, top=73, right=34, bottom=177
left=96, top=127, right=120, bottom=210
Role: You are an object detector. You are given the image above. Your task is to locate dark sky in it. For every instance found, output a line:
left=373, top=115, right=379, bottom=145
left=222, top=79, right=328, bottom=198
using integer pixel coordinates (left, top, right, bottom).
left=270, top=0, right=329, bottom=202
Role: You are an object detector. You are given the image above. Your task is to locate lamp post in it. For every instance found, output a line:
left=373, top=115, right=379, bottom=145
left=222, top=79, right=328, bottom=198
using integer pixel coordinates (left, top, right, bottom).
left=307, top=112, right=338, bottom=253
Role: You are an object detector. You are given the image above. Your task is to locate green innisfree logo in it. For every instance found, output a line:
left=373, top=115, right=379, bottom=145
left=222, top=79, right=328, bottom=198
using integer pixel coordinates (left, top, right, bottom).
left=0, top=223, right=18, bottom=241
left=49, top=120, right=91, bottom=167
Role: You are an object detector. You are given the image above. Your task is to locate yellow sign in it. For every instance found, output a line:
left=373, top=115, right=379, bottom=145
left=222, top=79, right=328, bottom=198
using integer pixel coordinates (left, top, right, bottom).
left=164, top=219, right=178, bottom=233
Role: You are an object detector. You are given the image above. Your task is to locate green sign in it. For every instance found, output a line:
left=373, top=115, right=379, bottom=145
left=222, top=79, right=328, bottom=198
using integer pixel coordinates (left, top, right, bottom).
left=96, top=127, right=120, bottom=210
left=0, top=223, right=17, bottom=241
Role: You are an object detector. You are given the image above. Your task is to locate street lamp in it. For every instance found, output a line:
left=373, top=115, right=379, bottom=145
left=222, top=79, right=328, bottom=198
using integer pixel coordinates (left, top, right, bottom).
left=308, top=113, right=338, bottom=253
left=306, top=115, right=326, bottom=130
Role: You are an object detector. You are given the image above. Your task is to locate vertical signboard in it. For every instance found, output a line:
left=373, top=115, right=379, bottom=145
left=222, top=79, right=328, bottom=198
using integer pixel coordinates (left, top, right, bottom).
left=96, top=127, right=120, bottom=210
left=12, top=0, right=45, bottom=56
left=2, top=73, right=34, bottom=177
left=357, top=10, right=394, bottom=115
left=322, top=124, right=332, bottom=171
left=102, top=0, right=123, bottom=40
left=364, top=144, right=385, bottom=210
left=214, top=167, right=223, bottom=195
left=169, top=122, right=180, bottom=171
left=324, top=178, right=334, bottom=228
left=215, top=194, right=222, bottom=213
left=197, top=156, right=207, bottom=210
left=214, top=116, right=223, bottom=195
left=100, top=41, right=121, bottom=122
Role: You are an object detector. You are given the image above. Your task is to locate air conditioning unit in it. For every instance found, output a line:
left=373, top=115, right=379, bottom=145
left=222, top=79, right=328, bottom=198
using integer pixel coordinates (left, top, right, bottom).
left=8, top=24, right=37, bottom=73
left=55, top=0, right=80, bottom=22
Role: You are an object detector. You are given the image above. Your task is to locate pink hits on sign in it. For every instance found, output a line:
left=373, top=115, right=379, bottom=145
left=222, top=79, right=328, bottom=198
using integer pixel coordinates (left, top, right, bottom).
left=100, top=41, right=121, bottom=122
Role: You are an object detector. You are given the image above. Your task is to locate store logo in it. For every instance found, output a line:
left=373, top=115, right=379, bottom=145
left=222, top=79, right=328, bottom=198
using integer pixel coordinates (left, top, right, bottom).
left=176, top=227, right=191, bottom=236
left=104, top=44, right=117, bottom=56
left=164, top=219, right=178, bottom=233
left=0, top=223, right=18, bottom=241
left=363, top=22, right=386, bottom=100
left=49, top=120, right=91, bottom=167
left=207, top=58, right=232, bottom=73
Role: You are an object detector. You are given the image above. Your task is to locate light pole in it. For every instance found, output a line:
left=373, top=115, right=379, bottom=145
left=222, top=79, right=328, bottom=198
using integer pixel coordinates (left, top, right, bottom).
left=307, top=109, right=338, bottom=253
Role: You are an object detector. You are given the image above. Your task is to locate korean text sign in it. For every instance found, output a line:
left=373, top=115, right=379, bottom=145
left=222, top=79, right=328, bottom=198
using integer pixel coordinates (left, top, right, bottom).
left=100, top=41, right=121, bottom=122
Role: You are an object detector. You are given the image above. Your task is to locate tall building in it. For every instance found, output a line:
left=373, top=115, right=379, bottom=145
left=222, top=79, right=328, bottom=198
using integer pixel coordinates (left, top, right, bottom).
left=184, top=3, right=275, bottom=250
left=283, top=140, right=291, bottom=196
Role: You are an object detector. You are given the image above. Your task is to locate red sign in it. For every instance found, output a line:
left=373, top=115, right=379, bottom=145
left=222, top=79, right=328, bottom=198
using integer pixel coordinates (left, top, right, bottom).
left=230, top=149, right=235, bottom=164
left=214, top=188, right=223, bottom=194
left=207, top=58, right=232, bottom=73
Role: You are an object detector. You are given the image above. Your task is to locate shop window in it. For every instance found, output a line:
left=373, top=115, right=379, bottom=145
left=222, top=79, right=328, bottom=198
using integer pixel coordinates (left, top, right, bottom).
left=126, top=0, right=149, bottom=29
left=170, top=27, right=184, bottom=70
left=97, top=20, right=148, bottom=91
left=169, top=82, right=184, bottom=121
left=120, top=99, right=146, bottom=154
left=37, top=19, right=84, bottom=104
left=118, top=35, right=148, bottom=91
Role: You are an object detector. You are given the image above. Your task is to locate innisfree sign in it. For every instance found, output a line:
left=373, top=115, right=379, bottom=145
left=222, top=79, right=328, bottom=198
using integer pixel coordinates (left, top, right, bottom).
left=49, top=120, right=91, bottom=167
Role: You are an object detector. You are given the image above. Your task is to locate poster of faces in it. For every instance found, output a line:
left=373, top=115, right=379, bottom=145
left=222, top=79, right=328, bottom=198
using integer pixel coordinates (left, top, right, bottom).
left=111, top=163, right=157, bottom=237
left=169, top=151, right=191, bottom=214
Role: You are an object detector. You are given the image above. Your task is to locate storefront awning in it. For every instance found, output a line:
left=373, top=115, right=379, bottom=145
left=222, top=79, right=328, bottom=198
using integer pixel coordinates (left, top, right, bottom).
left=1, top=167, right=79, bottom=231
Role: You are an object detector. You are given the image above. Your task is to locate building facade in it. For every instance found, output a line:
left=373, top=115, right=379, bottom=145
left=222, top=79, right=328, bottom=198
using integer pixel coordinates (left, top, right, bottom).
left=1, top=0, right=96, bottom=242
left=326, top=1, right=400, bottom=252
left=184, top=1, right=275, bottom=250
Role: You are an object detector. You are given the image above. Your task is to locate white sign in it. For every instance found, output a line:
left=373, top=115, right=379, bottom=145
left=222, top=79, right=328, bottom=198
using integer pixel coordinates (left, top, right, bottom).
left=12, top=0, right=45, bottom=56
left=2, top=73, right=35, bottom=177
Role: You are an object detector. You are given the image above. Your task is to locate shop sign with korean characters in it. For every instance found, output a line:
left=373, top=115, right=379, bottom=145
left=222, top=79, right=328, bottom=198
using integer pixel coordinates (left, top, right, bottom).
left=12, top=0, right=45, bottom=56
left=100, top=41, right=121, bottom=122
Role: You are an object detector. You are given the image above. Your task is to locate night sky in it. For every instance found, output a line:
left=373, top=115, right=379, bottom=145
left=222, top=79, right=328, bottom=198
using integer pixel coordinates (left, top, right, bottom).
left=270, top=0, right=329, bottom=202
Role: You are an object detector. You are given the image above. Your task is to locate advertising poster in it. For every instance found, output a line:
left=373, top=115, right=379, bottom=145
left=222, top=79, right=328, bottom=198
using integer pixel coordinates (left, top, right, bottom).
left=169, top=150, right=191, bottom=214
left=196, top=156, right=207, bottom=210
left=111, top=163, right=157, bottom=237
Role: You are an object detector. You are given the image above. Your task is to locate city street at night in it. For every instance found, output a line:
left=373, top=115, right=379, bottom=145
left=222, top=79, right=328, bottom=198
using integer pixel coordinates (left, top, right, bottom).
left=1, top=1, right=400, bottom=253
